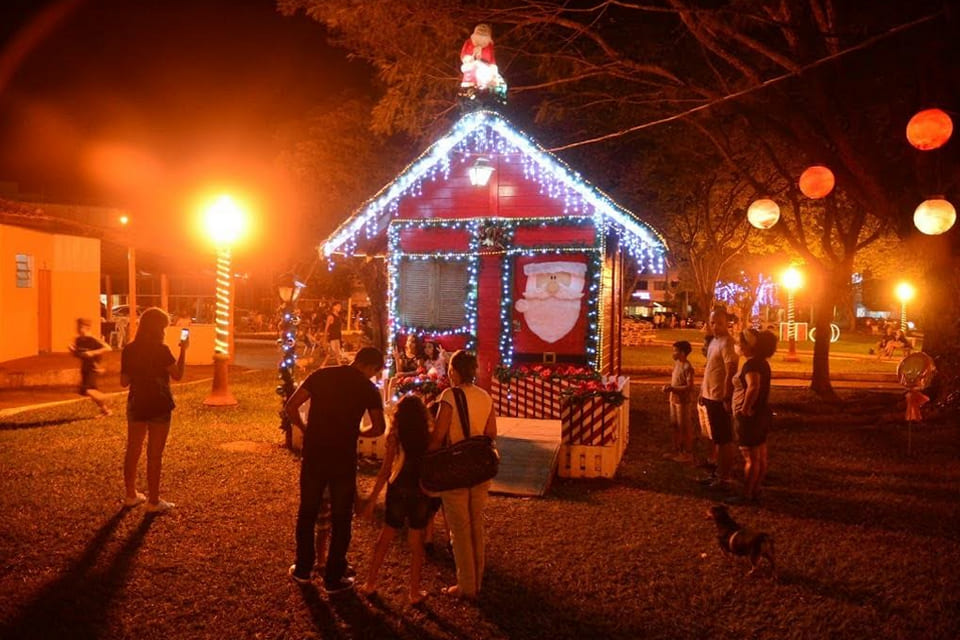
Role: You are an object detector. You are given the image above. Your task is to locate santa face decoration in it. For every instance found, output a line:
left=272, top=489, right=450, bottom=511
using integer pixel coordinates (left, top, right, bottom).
left=514, top=261, right=587, bottom=343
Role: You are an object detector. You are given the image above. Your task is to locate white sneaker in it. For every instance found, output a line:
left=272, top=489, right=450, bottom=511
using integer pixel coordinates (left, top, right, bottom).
left=124, top=492, right=146, bottom=508
left=146, top=499, right=175, bottom=513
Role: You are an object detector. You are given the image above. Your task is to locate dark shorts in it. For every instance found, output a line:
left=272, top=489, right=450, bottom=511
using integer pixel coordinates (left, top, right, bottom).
left=702, top=398, right=734, bottom=446
left=735, top=408, right=772, bottom=447
left=384, top=483, right=436, bottom=530
left=79, top=368, right=99, bottom=395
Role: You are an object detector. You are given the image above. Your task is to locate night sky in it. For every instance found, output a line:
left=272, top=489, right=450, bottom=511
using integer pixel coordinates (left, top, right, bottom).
left=0, top=0, right=367, bottom=262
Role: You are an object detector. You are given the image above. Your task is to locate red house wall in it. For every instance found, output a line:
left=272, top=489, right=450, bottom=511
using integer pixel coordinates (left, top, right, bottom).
left=390, top=147, right=621, bottom=387
left=396, top=153, right=576, bottom=221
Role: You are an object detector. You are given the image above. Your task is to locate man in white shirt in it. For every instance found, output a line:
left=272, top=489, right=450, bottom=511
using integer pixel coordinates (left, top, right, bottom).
left=699, top=308, right=739, bottom=488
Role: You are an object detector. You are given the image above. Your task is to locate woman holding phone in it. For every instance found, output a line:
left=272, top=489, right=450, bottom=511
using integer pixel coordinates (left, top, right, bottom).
left=120, top=307, right=187, bottom=512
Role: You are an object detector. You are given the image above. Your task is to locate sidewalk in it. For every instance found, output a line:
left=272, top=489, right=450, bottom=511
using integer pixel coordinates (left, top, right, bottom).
left=0, top=351, right=242, bottom=416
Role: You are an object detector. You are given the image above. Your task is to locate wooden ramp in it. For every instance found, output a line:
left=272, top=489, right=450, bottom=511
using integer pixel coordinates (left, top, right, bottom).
left=490, top=417, right=562, bottom=497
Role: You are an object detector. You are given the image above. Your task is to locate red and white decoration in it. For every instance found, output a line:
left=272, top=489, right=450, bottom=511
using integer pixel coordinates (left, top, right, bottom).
left=515, top=261, right=587, bottom=344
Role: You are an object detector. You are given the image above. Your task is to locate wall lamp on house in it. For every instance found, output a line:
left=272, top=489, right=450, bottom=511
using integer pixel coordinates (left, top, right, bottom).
left=468, top=156, right=495, bottom=186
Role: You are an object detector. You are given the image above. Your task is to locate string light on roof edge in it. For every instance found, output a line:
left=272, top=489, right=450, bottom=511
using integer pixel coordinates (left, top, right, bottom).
left=322, top=111, right=667, bottom=272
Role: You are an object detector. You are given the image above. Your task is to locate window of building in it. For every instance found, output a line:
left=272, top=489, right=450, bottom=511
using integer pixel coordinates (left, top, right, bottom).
left=15, top=254, right=33, bottom=288
left=636, top=279, right=649, bottom=290
left=397, top=258, right=470, bottom=329
left=653, top=281, right=667, bottom=291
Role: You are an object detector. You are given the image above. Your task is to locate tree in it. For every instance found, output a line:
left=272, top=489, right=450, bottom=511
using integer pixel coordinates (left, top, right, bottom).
left=274, top=93, right=409, bottom=348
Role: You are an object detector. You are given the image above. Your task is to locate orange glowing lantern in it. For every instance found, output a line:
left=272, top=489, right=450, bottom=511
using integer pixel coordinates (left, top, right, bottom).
left=906, top=109, right=953, bottom=151
left=747, top=198, right=780, bottom=229
left=798, top=165, right=835, bottom=199
left=913, top=197, right=956, bottom=235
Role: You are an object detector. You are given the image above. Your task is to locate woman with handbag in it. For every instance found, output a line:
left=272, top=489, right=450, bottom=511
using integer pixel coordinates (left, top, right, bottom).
left=427, top=350, right=498, bottom=599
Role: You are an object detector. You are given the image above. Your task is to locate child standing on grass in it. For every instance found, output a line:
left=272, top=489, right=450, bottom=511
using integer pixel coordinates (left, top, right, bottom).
left=726, top=328, right=777, bottom=505
left=70, top=318, right=112, bottom=416
left=359, top=395, right=435, bottom=604
left=662, top=340, right=695, bottom=462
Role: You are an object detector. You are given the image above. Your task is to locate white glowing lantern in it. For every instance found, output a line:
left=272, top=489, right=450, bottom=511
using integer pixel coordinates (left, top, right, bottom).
left=468, top=157, right=495, bottom=186
left=747, top=198, right=781, bottom=229
left=913, top=198, right=956, bottom=235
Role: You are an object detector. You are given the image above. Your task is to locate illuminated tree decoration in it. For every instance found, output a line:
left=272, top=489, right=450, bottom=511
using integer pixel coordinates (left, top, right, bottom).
left=906, top=108, right=953, bottom=151
left=798, top=165, right=835, bottom=199
left=747, top=198, right=781, bottom=229
left=913, top=197, right=956, bottom=235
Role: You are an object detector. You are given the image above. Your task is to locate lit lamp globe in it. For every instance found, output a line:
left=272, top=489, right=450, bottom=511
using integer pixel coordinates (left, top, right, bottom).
left=913, top=197, right=956, bottom=235
left=747, top=198, right=780, bottom=229
left=906, top=108, right=953, bottom=151
left=799, top=165, right=835, bottom=199
left=895, top=282, right=915, bottom=305
left=781, top=266, right=803, bottom=293
left=204, top=195, right=247, bottom=246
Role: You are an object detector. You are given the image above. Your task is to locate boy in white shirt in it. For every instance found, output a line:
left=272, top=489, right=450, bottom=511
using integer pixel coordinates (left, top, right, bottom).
left=662, top=340, right=695, bottom=462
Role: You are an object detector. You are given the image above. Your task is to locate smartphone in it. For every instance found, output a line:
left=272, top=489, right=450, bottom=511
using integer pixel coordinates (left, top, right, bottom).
left=180, top=328, right=190, bottom=342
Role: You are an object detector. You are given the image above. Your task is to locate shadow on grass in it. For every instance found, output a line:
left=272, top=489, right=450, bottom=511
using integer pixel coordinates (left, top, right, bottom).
left=776, top=569, right=913, bottom=621
left=296, top=583, right=433, bottom=640
left=476, top=566, right=682, bottom=640
left=0, top=508, right=155, bottom=639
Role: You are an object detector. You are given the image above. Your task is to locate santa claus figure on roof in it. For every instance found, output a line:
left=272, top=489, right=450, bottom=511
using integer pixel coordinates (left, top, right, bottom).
left=460, top=23, right=506, bottom=93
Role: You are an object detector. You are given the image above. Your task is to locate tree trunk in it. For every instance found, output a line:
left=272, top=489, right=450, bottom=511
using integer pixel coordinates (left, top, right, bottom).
left=355, top=258, right=388, bottom=353
left=809, top=268, right=843, bottom=400
left=921, top=248, right=960, bottom=411
left=697, top=290, right=714, bottom=323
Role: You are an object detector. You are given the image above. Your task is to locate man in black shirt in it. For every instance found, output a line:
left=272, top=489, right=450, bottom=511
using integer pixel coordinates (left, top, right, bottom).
left=285, top=347, right=386, bottom=592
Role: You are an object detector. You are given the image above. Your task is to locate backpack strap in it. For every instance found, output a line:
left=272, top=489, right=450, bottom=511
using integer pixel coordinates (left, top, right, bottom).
left=451, top=387, right=471, bottom=440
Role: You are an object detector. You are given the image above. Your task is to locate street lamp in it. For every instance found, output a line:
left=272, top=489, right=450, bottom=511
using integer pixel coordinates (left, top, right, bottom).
left=202, top=195, right=247, bottom=407
left=119, top=214, right=137, bottom=340
left=781, top=266, right=803, bottom=361
left=277, top=272, right=305, bottom=449
left=895, top=282, right=915, bottom=333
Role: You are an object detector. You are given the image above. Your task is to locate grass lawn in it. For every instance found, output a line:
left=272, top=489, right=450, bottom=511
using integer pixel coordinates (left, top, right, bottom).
left=2, top=372, right=959, bottom=639
left=624, top=328, right=906, bottom=376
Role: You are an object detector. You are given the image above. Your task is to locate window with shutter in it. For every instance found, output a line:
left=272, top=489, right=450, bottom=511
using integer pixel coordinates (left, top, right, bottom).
left=397, top=258, right=469, bottom=329
left=15, top=254, right=33, bottom=288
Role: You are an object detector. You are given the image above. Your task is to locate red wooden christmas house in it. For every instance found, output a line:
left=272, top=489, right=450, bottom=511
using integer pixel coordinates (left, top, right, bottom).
left=322, top=110, right=667, bottom=476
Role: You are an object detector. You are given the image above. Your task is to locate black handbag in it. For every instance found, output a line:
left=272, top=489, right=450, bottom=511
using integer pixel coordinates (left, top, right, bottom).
left=420, top=387, right=499, bottom=492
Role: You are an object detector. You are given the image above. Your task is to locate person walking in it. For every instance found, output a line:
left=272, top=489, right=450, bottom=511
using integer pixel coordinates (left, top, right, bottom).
left=285, top=347, right=387, bottom=592
left=320, top=301, right=346, bottom=367
left=70, top=317, right=112, bottom=416
left=120, top=307, right=186, bottom=512
left=698, top=308, right=739, bottom=490
left=428, top=350, right=498, bottom=600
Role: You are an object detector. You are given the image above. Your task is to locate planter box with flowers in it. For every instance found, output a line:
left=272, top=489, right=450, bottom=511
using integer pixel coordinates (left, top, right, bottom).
left=358, top=368, right=450, bottom=459
left=492, top=365, right=630, bottom=478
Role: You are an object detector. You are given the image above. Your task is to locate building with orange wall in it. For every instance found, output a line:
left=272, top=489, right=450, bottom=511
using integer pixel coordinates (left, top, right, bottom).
left=0, top=221, right=100, bottom=363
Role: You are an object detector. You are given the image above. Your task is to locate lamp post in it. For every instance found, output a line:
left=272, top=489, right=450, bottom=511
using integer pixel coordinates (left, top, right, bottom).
left=781, top=267, right=803, bottom=361
left=277, top=273, right=305, bottom=449
left=119, top=214, right=137, bottom=341
left=202, top=195, right=246, bottom=407
left=895, top=282, right=915, bottom=333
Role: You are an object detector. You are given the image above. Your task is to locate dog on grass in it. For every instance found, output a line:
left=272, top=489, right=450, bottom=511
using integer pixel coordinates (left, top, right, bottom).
left=706, top=505, right=775, bottom=576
